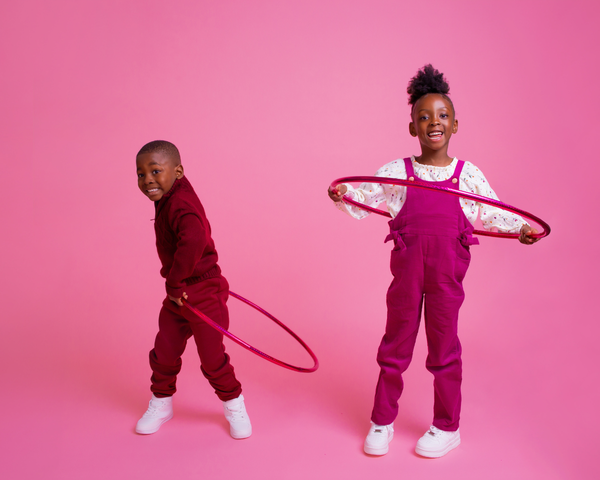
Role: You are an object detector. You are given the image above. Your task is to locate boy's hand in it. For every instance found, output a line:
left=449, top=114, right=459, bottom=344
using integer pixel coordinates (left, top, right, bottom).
left=328, top=184, right=347, bottom=202
left=169, top=292, right=188, bottom=306
left=519, top=225, right=539, bottom=245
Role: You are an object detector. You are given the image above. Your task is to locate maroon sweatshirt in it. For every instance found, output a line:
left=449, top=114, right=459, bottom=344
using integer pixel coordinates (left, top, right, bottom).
left=154, top=176, right=220, bottom=298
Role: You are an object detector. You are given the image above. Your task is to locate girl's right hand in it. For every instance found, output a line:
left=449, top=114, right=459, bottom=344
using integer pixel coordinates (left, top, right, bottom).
left=328, top=184, right=347, bottom=202
left=519, top=224, right=539, bottom=245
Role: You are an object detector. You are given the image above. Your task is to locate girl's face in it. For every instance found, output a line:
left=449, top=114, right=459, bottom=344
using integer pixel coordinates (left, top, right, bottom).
left=409, top=94, right=458, bottom=152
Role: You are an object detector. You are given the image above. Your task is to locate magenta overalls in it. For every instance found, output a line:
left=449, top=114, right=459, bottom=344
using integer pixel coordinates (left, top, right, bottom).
left=371, top=157, right=478, bottom=431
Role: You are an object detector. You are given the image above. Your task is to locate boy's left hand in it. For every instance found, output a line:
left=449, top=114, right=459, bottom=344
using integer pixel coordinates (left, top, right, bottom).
left=519, top=225, right=539, bottom=245
left=169, top=292, right=188, bottom=306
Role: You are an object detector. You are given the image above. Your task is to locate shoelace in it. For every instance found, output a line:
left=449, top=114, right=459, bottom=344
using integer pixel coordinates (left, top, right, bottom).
left=144, top=400, right=167, bottom=417
left=371, top=425, right=389, bottom=435
left=225, top=405, right=246, bottom=421
left=428, top=426, right=448, bottom=437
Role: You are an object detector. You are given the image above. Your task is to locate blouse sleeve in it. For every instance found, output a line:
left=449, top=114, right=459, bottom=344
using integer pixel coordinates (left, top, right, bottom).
left=334, top=161, right=406, bottom=220
left=466, top=163, right=527, bottom=233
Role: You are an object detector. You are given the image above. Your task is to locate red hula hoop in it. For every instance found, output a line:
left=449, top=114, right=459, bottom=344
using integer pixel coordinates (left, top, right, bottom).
left=331, top=176, right=551, bottom=240
left=183, top=291, right=319, bottom=373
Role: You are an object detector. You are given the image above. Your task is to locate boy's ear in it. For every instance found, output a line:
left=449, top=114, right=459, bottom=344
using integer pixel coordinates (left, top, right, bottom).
left=409, top=122, right=417, bottom=137
left=175, top=164, right=184, bottom=179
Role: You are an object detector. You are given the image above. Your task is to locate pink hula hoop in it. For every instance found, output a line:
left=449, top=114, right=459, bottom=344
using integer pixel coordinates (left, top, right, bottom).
left=330, top=176, right=551, bottom=239
left=183, top=291, right=319, bottom=373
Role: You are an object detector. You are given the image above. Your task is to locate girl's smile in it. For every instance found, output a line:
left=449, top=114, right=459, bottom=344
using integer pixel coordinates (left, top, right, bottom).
left=409, top=93, right=458, bottom=165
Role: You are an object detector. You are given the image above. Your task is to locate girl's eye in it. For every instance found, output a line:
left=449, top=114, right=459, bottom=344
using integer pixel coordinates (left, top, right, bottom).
left=138, top=174, right=144, bottom=178
left=420, top=116, right=428, bottom=121
left=440, top=114, right=448, bottom=118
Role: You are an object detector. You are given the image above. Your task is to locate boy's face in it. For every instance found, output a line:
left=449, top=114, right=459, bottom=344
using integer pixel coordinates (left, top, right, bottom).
left=409, top=94, right=458, bottom=151
left=136, top=151, right=184, bottom=201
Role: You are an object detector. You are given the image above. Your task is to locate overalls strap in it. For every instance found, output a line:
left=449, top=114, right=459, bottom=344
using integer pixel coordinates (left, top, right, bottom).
left=403, top=157, right=415, bottom=178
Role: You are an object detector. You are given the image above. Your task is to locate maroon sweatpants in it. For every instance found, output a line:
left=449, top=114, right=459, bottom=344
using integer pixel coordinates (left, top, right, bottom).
left=149, top=275, right=242, bottom=401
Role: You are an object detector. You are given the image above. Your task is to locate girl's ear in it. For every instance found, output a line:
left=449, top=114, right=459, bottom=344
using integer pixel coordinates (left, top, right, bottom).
left=452, top=118, right=458, bottom=134
left=409, top=122, right=417, bottom=137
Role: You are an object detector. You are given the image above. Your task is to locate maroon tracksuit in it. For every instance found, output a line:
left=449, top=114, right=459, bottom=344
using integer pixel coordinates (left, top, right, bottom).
left=149, top=176, right=241, bottom=401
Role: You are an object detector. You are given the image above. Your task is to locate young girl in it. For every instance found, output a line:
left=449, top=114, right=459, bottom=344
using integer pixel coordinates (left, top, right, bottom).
left=328, top=65, right=538, bottom=458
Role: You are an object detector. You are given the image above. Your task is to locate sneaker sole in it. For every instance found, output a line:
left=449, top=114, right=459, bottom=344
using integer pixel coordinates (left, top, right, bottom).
left=229, top=430, right=252, bottom=440
left=364, top=433, right=393, bottom=456
left=415, top=436, right=460, bottom=458
left=364, top=444, right=389, bottom=456
left=135, top=412, right=173, bottom=435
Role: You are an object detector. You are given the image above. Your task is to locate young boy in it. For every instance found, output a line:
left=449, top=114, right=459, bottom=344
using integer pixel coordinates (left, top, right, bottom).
left=135, top=140, right=251, bottom=439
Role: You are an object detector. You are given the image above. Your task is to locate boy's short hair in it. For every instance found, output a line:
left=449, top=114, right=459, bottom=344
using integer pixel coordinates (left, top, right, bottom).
left=137, top=140, right=181, bottom=164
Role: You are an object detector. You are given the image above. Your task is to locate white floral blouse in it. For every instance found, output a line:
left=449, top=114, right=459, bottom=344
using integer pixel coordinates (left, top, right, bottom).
left=336, top=156, right=526, bottom=233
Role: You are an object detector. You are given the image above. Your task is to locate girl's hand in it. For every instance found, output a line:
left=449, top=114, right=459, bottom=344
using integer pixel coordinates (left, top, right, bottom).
left=169, top=292, right=188, bottom=306
left=328, top=184, right=347, bottom=202
left=519, top=225, right=539, bottom=245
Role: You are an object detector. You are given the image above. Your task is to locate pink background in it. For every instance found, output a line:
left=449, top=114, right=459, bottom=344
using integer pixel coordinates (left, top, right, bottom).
left=1, top=1, right=598, bottom=479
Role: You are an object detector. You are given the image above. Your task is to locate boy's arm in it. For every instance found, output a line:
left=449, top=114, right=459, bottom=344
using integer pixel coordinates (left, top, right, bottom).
left=166, top=212, right=208, bottom=299
left=169, top=292, right=188, bottom=306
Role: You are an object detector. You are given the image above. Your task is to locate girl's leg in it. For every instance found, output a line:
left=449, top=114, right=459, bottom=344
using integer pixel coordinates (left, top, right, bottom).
left=423, top=238, right=469, bottom=431
left=372, top=236, right=425, bottom=425
left=423, top=294, right=463, bottom=431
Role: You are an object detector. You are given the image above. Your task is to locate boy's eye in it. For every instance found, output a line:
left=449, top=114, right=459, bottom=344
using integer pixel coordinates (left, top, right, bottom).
left=152, top=170, right=161, bottom=175
left=138, top=173, right=144, bottom=178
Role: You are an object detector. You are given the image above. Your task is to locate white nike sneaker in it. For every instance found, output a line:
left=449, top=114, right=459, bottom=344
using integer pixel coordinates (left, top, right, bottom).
left=135, top=394, right=173, bottom=434
left=415, top=425, right=460, bottom=458
left=364, top=422, right=394, bottom=455
left=222, top=394, right=252, bottom=439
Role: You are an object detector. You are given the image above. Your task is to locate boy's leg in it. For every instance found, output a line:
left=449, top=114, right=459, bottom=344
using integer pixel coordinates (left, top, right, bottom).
left=149, top=300, right=192, bottom=397
left=183, top=276, right=242, bottom=402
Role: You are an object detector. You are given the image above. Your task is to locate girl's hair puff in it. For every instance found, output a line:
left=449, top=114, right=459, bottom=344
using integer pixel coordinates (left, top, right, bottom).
left=407, top=64, right=454, bottom=113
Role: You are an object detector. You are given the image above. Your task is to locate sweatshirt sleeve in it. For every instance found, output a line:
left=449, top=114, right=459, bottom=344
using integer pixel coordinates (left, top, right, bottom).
left=165, top=212, right=208, bottom=298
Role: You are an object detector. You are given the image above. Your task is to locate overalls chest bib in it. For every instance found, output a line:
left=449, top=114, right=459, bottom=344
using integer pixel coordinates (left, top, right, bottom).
left=385, top=158, right=479, bottom=251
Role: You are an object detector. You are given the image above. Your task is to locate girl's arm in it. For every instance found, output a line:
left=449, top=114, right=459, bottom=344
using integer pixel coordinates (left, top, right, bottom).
left=462, top=162, right=528, bottom=234
left=329, top=160, right=407, bottom=219
left=518, top=224, right=539, bottom=244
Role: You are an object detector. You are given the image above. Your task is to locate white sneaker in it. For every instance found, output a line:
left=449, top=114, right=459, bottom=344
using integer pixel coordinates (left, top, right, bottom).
left=415, top=425, right=460, bottom=458
left=222, top=394, right=252, bottom=439
left=135, top=394, right=173, bottom=434
left=364, top=422, right=394, bottom=455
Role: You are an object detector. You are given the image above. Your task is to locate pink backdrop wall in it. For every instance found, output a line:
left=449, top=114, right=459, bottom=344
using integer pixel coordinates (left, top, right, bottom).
left=1, top=1, right=598, bottom=479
